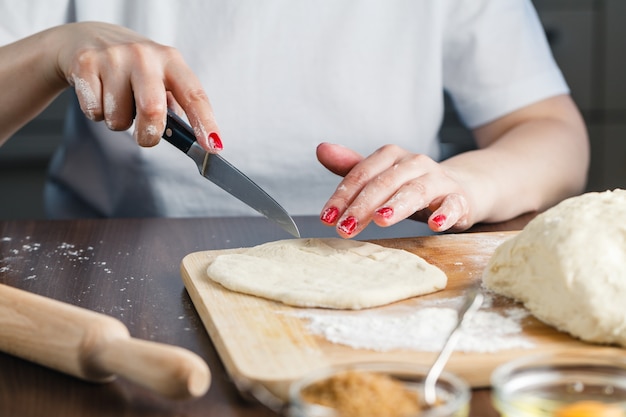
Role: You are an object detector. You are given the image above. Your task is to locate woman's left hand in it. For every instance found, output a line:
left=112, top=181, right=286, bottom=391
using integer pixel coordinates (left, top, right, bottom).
left=317, top=142, right=472, bottom=238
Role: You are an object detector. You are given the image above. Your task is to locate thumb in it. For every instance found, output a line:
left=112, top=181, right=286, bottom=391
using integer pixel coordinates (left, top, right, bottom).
left=316, top=142, right=363, bottom=177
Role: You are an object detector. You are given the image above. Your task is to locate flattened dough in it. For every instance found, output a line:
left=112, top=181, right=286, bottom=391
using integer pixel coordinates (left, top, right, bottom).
left=206, top=238, right=447, bottom=310
left=483, top=189, right=626, bottom=347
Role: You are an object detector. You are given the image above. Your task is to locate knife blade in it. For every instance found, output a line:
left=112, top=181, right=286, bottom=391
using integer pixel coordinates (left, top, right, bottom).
left=162, top=110, right=300, bottom=238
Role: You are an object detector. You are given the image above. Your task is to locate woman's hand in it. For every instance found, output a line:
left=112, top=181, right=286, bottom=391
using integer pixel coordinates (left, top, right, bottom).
left=317, top=142, right=472, bottom=238
left=54, top=22, right=221, bottom=151
left=317, top=95, right=589, bottom=239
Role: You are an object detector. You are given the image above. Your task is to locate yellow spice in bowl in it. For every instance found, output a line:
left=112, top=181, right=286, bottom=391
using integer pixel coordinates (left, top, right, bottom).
left=300, top=370, right=422, bottom=417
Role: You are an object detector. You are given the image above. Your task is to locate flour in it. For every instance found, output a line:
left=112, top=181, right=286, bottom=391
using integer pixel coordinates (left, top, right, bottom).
left=72, top=76, right=98, bottom=120
left=0, top=237, right=114, bottom=279
left=104, top=91, right=117, bottom=126
left=289, top=293, right=534, bottom=353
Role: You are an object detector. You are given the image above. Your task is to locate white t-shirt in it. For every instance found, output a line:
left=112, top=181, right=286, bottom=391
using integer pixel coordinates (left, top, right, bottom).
left=0, top=0, right=568, bottom=218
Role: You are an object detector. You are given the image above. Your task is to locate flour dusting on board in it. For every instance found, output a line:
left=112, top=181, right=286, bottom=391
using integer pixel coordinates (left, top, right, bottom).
left=288, top=293, right=534, bottom=353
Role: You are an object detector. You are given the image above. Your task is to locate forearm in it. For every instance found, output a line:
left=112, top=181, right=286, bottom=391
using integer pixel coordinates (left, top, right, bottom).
left=0, top=27, right=67, bottom=145
left=443, top=95, right=589, bottom=224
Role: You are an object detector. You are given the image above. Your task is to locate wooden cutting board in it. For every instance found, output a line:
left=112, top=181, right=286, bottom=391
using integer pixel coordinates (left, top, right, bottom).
left=180, top=231, right=624, bottom=401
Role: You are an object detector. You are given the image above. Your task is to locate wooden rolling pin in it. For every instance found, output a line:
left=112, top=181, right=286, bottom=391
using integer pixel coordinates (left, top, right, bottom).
left=0, top=283, right=210, bottom=400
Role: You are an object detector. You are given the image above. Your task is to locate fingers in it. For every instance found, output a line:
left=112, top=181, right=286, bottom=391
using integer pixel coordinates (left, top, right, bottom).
left=321, top=144, right=418, bottom=238
left=69, top=72, right=103, bottom=123
left=316, top=142, right=363, bottom=176
left=165, top=57, right=221, bottom=152
left=319, top=145, right=472, bottom=238
left=166, top=92, right=184, bottom=118
left=101, top=68, right=136, bottom=132
left=426, top=193, right=471, bottom=232
left=62, top=23, right=220, bottom=151
left=126, top=48, right=169, bottom=147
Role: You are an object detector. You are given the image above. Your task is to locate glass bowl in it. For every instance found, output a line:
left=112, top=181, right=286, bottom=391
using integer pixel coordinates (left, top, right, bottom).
left=491, top=353, right=626, bottom=417
left=288, top=362, right=470, bottom=417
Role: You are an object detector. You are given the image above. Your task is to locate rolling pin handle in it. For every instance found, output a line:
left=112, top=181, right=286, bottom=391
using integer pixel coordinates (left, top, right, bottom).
left=92, top=337, right=211, bottom=400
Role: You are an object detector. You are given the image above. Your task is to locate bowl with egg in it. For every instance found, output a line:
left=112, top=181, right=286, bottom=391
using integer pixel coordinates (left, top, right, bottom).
left=491, top=352, right=626, bottom=417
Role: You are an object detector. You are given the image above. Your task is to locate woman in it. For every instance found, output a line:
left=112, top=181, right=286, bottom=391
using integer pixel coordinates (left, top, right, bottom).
left=0, top=1, right=589, bottom=238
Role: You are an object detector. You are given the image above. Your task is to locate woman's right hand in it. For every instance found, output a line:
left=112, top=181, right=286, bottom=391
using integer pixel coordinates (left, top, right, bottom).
left=53, top=22, right=221, bottom=152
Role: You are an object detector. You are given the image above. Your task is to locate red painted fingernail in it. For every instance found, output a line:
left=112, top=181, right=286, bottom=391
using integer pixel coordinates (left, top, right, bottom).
left=338, top=216, right=358, bottom=235
left=376, top=207, right=394, bottom=219
left=321, top=207, right=340, bottom=224
left=208, top=132, right=223, bottom=151
left=432, top=214, right=447, bottom=227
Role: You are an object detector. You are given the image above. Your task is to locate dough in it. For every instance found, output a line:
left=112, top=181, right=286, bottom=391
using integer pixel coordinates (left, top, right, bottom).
left=206, top=238, right=447, bottom=309
left=483, top=189, right=626, bottom=347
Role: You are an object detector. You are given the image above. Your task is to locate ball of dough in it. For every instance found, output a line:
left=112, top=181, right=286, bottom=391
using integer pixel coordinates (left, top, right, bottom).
left=483, top=189, right=626, bottom=347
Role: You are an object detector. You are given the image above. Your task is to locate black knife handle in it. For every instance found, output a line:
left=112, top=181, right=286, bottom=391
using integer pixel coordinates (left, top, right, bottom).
left=163, top=110, right=196, bottom=153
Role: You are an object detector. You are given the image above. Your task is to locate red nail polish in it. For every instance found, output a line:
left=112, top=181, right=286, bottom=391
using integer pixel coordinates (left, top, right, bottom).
left=208, top=132, right=223, bottom=151
left=321, top=207, right=340, bottom=224
left=432, top=214, right=447, bottom=228
left=338, top=216, right=358, bottom=235
left=376, top=207, right=394, bottom=219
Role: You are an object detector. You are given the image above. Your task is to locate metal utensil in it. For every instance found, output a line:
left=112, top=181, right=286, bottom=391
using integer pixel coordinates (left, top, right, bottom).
left=423, top=289, right=484, bottom=406
left=162, top=110, right=300, bottom=238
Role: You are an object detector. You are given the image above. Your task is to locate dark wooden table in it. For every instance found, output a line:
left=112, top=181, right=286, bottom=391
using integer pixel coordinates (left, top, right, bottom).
left=0, top=214, right=535, bottom=416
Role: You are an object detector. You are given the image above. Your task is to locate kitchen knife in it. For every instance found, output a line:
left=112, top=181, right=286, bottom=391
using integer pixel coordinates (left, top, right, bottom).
left=162, top=110, right=300, bottom=238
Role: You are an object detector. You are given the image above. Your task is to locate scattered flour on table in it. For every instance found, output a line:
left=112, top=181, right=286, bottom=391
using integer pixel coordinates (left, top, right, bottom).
left=0, top=236, right=138, bottom=282
left=288, top=293, right=534, bottom=353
